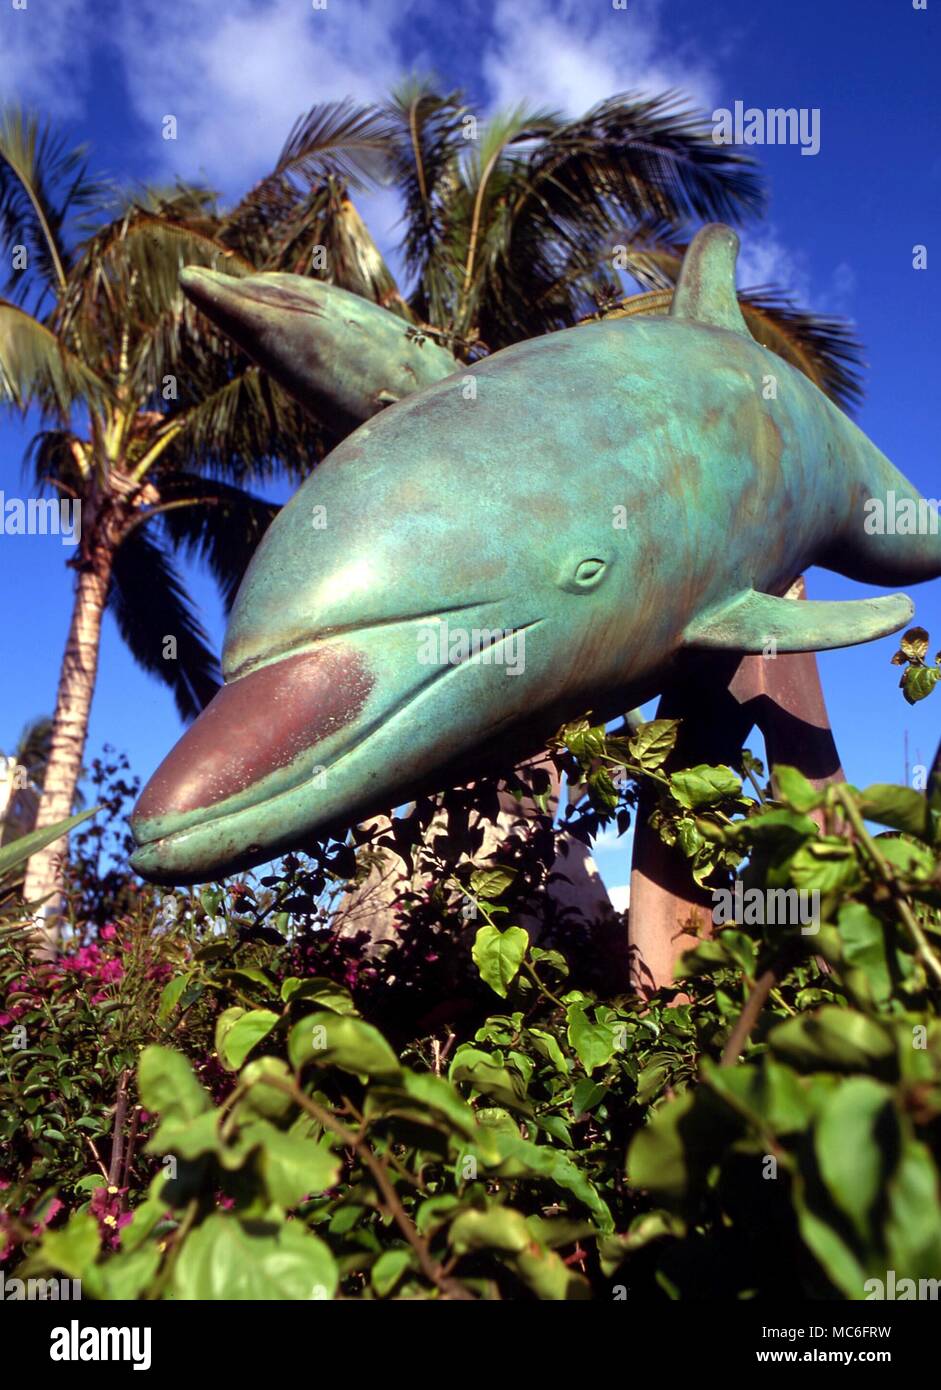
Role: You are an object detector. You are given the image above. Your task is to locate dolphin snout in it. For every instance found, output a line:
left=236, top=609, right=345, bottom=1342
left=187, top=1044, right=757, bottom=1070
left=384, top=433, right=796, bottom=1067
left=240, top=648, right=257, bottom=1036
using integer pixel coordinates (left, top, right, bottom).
left=130, top=644, right=373, bottom=852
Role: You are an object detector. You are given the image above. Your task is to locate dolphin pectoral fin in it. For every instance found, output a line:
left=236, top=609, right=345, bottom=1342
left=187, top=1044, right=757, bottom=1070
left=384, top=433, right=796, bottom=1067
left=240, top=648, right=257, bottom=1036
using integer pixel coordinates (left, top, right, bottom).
left=683, top=588, right=915, bottom=654
left=670, top=224, right=751, bottom=337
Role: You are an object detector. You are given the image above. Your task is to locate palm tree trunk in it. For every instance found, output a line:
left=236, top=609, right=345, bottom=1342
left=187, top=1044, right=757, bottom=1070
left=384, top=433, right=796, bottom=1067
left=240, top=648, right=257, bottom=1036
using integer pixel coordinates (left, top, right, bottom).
left=23, top=547, right=113, bottom=949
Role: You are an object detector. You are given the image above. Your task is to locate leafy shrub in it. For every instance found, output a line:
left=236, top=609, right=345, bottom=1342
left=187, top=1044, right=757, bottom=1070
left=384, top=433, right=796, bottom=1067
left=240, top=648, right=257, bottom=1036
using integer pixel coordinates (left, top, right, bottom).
left=2, top=702, right=940, bottom=1298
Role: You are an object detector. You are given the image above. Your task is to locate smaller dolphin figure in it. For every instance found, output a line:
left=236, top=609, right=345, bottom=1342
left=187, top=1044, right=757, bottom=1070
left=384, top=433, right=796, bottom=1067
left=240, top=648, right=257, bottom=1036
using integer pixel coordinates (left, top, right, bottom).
left=178, top=268, right=456, bottom=434
left=130, top=225, right=941, bottom=885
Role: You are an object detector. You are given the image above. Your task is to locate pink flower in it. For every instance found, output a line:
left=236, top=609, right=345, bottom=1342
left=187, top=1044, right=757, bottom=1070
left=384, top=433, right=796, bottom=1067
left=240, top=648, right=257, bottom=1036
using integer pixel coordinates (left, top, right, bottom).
left=90, top=1185, right=130, bottom=1250
left=99, top=925, right=117, bottom=941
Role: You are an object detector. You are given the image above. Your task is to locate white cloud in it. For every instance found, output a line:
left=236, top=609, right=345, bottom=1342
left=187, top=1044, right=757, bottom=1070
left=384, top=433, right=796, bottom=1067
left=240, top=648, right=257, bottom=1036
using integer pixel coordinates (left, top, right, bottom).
left=0, top=0, right=94, bottom=116
left=109, top=0, right=410, bottom=195
left=607, top=883, right=630, bottom=913
left=736, top=225, right=857, bottom=317
left=480, top=0, right=719, bottom=118
left=736, top=225, right=812, bottom=302
left=822, top=259, right=857, bottom=315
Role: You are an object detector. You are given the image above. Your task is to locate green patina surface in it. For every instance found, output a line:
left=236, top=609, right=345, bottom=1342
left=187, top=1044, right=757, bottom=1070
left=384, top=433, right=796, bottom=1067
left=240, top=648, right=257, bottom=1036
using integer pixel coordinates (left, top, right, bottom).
left=131, top=226, right=941, bottom=884
left=179, top=267, right=457, bottom=435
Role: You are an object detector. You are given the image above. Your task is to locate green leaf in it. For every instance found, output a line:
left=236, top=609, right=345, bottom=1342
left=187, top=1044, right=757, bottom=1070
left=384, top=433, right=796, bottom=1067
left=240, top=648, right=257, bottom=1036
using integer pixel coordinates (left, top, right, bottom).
left=489, top=1130, right=613, bottom=1229
left=901, top=664, right=940, bottom=704
left=790, top=839, right=861, bottom=894
left=236, top=1056, right=295, bottom=1120
left=513, top=1242, right=591, bottom=1300
left=884, top=1139, right=941, bottom=1276
left=767, top=1007, right=896, bottom=1076
left=472, top=924, right=529, bottom=998
left=217, top=1008, right=280, bottom=1071
left=627, top=1092, right=697, bottom=1201
left=814, top=1077, right=894, bottom=1243
left=572, top=1078, right=607, bottom=1116
left=214, top=1006, right=246, bottom=1063
left=157, top=972, right=192, bottom=1022
left=138, top=1045, right=211, bottom=1122
left=146, top=1110, right=230, bottom=1163
left=288, top=1012, right=400, bottom=1079
left=877, top=836, right=936, bottom=878
left=392, top=1070, right=480, bottom=1140
left=859, top=784, right=932, bottom=839
left=744, top=807, right=820, bottom=843
left=173, top=1214, right=337, bottom=1300
left=0, top=805, right=98, bottom=881
left=628, top=718, right=680, bottom=770
left=280, top=976, right=358, bottom=1014
left=791, top=1172, right=868, bottom=1298
left=370, top=1248, right=413, bottom=1297
left=774, top=765, right=824, bottom=813
left=86, top=1243, right=162, bottom=1301
left=527, top=1027, right=570, bottom=1074
left=449, top=1046, right=531, bottom=1112
left=670, top=764, right=742, bottom=809
left=469, top=865, right=517, bottom=899
left=415, top=1195, right=461, bottom=1238
left=38, top=1211, right=99, bottom=1278
left=242, top=1122, right=340, bottom=1206
left=628, top=1089, right=740, bottom=1204
left=449, top=1205, right=530, bottom=1254
left=838, top=902, right=895, bottom=1003
left=704, top=1057, right=813, bottom=1134
left=218, top=967, right=278, bottom=996
left=200, top=886, right=224, bottom=918
left=566, top=1003, right=617, bottom=1074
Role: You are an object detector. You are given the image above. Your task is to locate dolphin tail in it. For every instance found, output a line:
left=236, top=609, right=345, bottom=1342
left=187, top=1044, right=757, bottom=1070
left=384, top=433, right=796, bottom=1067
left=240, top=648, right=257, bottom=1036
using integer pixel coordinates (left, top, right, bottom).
left=823, top=412, right=941, bottom=587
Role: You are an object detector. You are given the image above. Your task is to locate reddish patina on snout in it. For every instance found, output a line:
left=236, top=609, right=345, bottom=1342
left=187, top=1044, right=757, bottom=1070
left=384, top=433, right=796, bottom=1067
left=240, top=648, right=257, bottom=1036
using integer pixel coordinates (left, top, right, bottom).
left=132, top=645, right=373, bottom=825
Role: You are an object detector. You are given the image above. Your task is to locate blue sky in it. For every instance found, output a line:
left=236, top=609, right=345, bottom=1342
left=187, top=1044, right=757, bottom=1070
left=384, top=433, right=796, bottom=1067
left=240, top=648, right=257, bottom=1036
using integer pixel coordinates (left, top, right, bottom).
left=0, top=0, right=938, bottom=896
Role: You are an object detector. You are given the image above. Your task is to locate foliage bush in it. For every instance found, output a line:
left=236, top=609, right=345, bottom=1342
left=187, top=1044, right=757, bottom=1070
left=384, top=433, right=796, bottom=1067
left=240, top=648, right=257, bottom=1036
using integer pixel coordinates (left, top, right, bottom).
left=2, top=667, right=940, bottom=1298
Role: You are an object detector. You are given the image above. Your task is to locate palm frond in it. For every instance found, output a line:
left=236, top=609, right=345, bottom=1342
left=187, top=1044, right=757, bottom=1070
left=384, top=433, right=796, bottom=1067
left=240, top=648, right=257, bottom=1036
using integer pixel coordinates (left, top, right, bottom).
left=22, top=428, right=87, bottom=494
left=108, top=527, right=221, bottom=720
left=152, top=473, right=278, bottom=612
left=227, top=99, right=394, bottom=247
left=270, top=98, right=393, bottom=190
left=0, top=108, right=107, bottom=310
left=738, top=288, right=865, bottom=414
left=460, top=92, right=765, bottom=345
left=57, top=209, right=255, bottom=385
left=0, top=298, right=108, bottom=416
left=521, top=92, right=764, bottom=232
left=152, top=361, right=328, bottom=484
left=13, top=716, right=53, bottom=779
left=383, top=79, right=468, bottom=325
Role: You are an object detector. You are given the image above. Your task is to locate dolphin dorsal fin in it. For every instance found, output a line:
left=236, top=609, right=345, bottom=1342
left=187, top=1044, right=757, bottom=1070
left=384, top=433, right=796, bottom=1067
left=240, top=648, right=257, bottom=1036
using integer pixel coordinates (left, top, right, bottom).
left=670, top=224, right=750, bottom=336
left=683, top=587, right=914, bottom=653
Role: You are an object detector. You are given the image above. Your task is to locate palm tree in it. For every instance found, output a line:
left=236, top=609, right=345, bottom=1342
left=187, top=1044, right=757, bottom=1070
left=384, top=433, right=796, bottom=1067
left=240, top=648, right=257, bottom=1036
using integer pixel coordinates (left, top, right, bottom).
left=0, top=107, right=396, bottom=939
left=0, top=716, right=53, bottom=846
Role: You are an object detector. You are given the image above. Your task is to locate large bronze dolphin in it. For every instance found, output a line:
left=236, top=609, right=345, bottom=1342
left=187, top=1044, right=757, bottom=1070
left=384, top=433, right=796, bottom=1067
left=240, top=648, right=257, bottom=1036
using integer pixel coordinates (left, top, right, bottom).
left=130, top=225, right=941, bottom=884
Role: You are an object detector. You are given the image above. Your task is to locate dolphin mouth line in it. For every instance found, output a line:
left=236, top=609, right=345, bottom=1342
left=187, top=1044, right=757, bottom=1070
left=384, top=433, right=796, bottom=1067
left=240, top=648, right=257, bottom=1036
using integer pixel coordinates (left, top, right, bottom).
left=227, top=287, right=327, bottom=317
left=227, top=597, right=505, bottom=681
left=183, top=273, right=326, bottom=320
left=132, top=618, right=543, bottom=860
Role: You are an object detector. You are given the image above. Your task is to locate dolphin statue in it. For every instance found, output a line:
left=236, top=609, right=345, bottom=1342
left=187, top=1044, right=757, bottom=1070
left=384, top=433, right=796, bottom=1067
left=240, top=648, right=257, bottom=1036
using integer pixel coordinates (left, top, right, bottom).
left=130, top=224, right=941, bottom=884
left=179, top=268, right=457, bottom=435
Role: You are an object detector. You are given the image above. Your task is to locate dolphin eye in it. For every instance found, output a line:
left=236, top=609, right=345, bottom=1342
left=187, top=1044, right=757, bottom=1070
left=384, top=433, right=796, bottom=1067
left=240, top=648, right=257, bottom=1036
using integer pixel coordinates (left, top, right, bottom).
left=559, top=557, right=609, bottom=593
